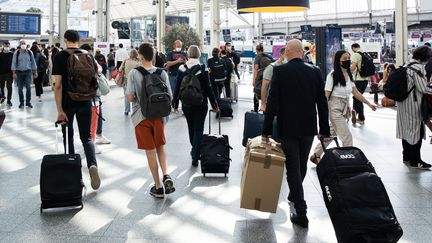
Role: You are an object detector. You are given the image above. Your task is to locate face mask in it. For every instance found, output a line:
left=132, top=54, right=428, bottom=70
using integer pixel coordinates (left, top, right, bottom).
left=341, top=60, right=351, bottom=69
left=3, top=47, right=10, bottom=52
left=20, top=45, right=26, bottom=50
left=175, top=48, right=181, bottom=52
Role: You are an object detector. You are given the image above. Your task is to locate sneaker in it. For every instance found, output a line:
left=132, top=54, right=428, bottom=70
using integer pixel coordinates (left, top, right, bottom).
left=430, top=136, right=432, bottom=144
left=410, top=161, right=432, bottom=170
left=89, top=165, right=101, bottom=190
left=351, top=110, right=357, bottom=124
left=163, top=175, right=176, bottom=194
left=150, top=185, right=164, bottom=198
left=192, top=159, right=198, bottom=167
left=26, top=103, right=33, bottom=108
left=96, top=134, right=111, bottom=144
left=95, top=145, right=102, bottom=154
left=290, top=212, right=309, bottom=228
left=357, top=119, right=365, bottom=125
left=124, top=112, right=129, bottom=116
left=7, top=101, right=12, bottom=106
left=0, top=97, right=4, bottom=104
left=19, top=104, right=24, bottom=109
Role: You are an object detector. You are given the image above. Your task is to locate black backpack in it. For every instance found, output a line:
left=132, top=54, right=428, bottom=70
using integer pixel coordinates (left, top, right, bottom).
left=135, top=67, right=171, bottom=119
left=384, top=63, right=423, bottom=102
left=38, top=54, right=49, bottom=71
left=208, top=58, right=226, bottom=82
left=357, top=52, right=376, bottom=77
left=254, top=55, right=273, bottom=98
left=179, top=65, right=204, bottom=107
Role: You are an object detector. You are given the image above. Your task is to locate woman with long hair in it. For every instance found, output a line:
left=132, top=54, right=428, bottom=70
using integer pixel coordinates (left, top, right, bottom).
left=310, top=50, right=376, bottom=164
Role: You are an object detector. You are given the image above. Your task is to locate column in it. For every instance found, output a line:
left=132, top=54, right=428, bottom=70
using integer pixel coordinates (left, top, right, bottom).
left=105, top=0, right=110, bottom=42
left=196, top=0, right=204, bottom=49
left=96, top=0, right=104, bottom=42
left=59, top=0, right=67, bottom=47
left=49, top=0, right=54, bottom=46
left=156, top=0, right=166, bottom=51
left=210, top=0, right=220, bottom=48
left=395, top=0, right=408, bottom=66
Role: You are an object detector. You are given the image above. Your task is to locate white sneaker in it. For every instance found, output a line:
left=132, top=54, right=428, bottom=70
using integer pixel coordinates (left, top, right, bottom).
left=89, top=165, right=101, bottom=190
left=95, top=145, right=102, bottom=154
left=96, top=134, right=111, bottom=145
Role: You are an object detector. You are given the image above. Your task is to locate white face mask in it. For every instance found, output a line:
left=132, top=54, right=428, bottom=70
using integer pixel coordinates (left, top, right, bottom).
left=175, top=48, right=181, bottom=52
left=3, top=47, right=10, bottom=52
left=20, top=45, right=26, bottom=50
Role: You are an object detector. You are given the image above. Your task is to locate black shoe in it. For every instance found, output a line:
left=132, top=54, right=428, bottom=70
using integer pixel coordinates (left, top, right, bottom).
left=150, top=185, right=164, bottom=198
left=7, top=101, right=12, bottom=106
left=290, top=212, right=309, bottom=228
left=26, top=103, right=33, bottom=108
left=163, top=175, right=175, bottom=194
left=410, top=161, right=432, bottom=170
left=0, top=97, right=4, bottom=104
left=19, top=104, right=24, bottom=109
left=192, top=160, right=199, bottom=167
left=288, top=193, right=293, bottom=202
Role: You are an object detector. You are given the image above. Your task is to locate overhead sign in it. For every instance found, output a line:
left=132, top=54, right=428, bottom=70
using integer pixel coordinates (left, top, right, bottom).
left=0, top=12, right=41, bottom=35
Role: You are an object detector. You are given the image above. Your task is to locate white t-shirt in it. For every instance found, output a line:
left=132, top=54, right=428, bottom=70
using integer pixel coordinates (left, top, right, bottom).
left=115, top=48, right=129, bottom=63
left=325, top=71, right=354, bottom=99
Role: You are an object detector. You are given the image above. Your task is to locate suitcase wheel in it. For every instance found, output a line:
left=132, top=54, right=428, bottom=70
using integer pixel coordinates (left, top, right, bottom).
left=224, top=173, right=227, bottom=177
left=203, top=173, right=206, bottom=177
left=40, top=206, right=43, bottom=214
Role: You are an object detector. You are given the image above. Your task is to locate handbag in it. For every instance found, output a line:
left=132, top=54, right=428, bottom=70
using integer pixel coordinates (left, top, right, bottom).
left=114, top=69, right=125, bottom=86
left=97, top=74, right=110, bottom=96
left=111, top=68, right=119, bottom=79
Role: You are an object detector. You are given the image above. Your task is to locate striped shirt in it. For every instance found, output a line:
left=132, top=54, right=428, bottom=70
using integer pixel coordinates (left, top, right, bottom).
left=396, top=63, right=432, bottom=144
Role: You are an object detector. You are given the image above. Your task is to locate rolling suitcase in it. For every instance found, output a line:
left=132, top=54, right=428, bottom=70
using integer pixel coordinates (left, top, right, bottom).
left=40, top=122, right=84, bottom=213
left=242, top=111, right=279, bottom=147
left=216, top=98, right=233, bottom=118
left=316, top=138, right=403, bottom=243
left=200, top=111, right=232, bottom=176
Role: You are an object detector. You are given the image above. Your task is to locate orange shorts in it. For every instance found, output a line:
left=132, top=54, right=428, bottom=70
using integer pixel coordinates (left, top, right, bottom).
left=135, top=119, right=166, bottom=150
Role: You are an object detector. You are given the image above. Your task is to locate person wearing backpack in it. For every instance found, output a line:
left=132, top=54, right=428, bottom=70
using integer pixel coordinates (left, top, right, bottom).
left=11, top=40, right=38, bottom=109
left=52, top=30, right=101, bottom=190
left=172, top=45, right=219, bottom=167
left=221, top=49, right=234, bottom=98
left=31, top=44, right=48, bottom=102
left=226, top=43, right=241, bottom=80
left=396, top=46, right=432, bottom=169
left=207, top=47, right=227, bottom=98
left=350, top=43, right=375, bottom=125
left=253, top=44, right=273, bottom=112
left=126, top=43, right=175, bottom=198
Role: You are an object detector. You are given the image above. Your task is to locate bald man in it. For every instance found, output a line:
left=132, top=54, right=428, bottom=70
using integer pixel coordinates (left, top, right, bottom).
left=166, top=40, right=187, bottom=92
left=262, top=39, right=330, bottom=228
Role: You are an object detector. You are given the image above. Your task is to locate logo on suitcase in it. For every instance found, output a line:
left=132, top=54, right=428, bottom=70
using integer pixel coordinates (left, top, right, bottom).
left=325, top=186, right=332, bottom=202
left=340, top=154, right=355, bottom=159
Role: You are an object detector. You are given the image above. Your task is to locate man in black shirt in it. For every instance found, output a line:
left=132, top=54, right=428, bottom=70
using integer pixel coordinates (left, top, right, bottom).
left=52, top=29, right=101, bottom=190
left=165, top=40, right=187, bottom=94
left=0, top=41, right=14, bottom=106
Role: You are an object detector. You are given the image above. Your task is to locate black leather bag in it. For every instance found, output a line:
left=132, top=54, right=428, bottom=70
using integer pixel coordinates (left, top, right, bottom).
left=200, top=111, right=232, bottom=176
left=317, top=138, right=403, bottom=243
left=40, top=122, right=84, bottom=212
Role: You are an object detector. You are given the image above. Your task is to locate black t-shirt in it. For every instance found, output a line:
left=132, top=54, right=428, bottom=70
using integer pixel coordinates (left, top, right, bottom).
left=166, top=51, right=187, bottom=76
left=0, top=51, right=13, bottom=74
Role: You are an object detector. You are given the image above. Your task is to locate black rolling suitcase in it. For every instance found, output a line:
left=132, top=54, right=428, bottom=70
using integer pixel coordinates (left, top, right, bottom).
left=242, top=111, right=279, bottom=147
left=200, top=111, right=232, bottom=176
left=40, top=122, right=84, bottom=213
left=316, top=138, right=403, bottom=243
left=216, top=98, right=233, bottom=118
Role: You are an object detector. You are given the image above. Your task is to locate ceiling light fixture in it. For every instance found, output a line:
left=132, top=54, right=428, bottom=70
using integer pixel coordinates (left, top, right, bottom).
left=237, top=0, right=310, bottom=12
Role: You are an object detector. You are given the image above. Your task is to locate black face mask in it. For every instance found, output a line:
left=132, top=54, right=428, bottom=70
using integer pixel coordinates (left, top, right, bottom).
left=341, top=60, right=351, bottom=70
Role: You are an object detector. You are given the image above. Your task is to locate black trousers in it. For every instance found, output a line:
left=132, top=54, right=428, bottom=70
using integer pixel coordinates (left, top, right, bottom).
left=353, top=81, right=368, bottom=120
left=402, top=124, right=425, bottom=163
left=116, top=61, right=123, bottom=70
left=34, top=71, right=45, bottom=97
left=183, top=105, right=208, bottom=161
left=224, top=73, right=232, bottom=98
left=62, top=101, right=97, bottom=168
left=280, top=136, right=314, bottom=215
left=253, top=95, right=260, bottom=112
left=0, top=73, right=13, bottom=101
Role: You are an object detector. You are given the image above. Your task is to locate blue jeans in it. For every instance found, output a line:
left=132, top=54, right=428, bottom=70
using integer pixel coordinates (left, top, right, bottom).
left=62, top=100, right=97, bottom=168
left=353, top=81, right=368, bottom=120
left=16, top=70, right=32, bottom=105
left=280, top=136, right=314, bottom=215
left=183, top=105, right=208, bottom=160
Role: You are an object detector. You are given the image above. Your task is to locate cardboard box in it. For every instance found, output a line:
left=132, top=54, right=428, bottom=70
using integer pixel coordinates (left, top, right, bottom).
left=240, top=136, right=285, bottom=213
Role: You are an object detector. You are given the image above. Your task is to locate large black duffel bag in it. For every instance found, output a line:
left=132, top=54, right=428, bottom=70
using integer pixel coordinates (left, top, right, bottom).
left=316, top=138, right=403, bottom=243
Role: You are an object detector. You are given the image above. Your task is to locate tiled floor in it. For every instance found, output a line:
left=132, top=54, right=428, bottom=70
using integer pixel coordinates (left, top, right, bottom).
left=1, top=81, right=431, bottom=243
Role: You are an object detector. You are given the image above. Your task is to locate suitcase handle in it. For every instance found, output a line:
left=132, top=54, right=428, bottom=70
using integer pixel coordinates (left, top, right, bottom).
left=208, top=110, right=221, bottom=135
left=319, top=136, right=339, bottom=152
left=55, top=121, right=69, bottom=154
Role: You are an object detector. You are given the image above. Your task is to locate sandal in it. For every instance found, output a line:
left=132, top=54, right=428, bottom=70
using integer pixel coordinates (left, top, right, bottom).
left=309, top=154, right=321, bottom=165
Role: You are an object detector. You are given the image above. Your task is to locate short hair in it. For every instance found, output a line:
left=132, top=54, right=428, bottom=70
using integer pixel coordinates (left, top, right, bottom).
left=110, top=48, right=114, bottom=52
left=424, top=42, right=431, bottom=47
left=212, top=47, right=220, bottom=58
left=279, top=47, right=286, bottom=55
left=55, top=43, right=61, bottom=48
left=119, top=43, right=123, bottom=48
left=129, top=48, right=138, bottom=59
left=3, top=41, right=10, bottom=45
left=64, top=29, right=80, bottom=43
left=95, top=49, right=101, bottom=55
left=304, top=46, right=310, bottom=51
left=412, top=46, right=432, bottom=62
left=221, top=49, right=227, bottom=56
left=188, top=45, right=201, bottom=59
left=256, top=44, right=264, bottom=52
left=138, top=43, right=154, bottom=61
left=174, top=40, right=182, bottom=46
left=351, top=43, right=361, bottom=49
left=225, top=42, right=231, bottom=46
left=80, top=44, right=91, bottom=51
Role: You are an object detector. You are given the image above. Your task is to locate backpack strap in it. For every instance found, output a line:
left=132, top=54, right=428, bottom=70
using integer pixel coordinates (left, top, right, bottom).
left=135, top=66, right=150, bottom=77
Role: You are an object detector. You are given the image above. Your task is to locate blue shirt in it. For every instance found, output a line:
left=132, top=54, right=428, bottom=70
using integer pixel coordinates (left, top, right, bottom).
left=11, top=50, right=37, bottom=72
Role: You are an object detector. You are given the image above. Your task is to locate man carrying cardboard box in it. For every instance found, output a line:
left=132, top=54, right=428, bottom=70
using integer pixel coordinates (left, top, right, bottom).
left=262, top=39, right=330, bottom=228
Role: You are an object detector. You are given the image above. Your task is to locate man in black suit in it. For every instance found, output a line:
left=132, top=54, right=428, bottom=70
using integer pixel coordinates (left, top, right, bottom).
left=262, top=39, right=330, bottom=228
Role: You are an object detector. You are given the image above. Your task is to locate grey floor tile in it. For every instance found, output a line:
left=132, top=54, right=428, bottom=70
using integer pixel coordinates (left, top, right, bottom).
left=0, top=214, right=30, bottom=232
